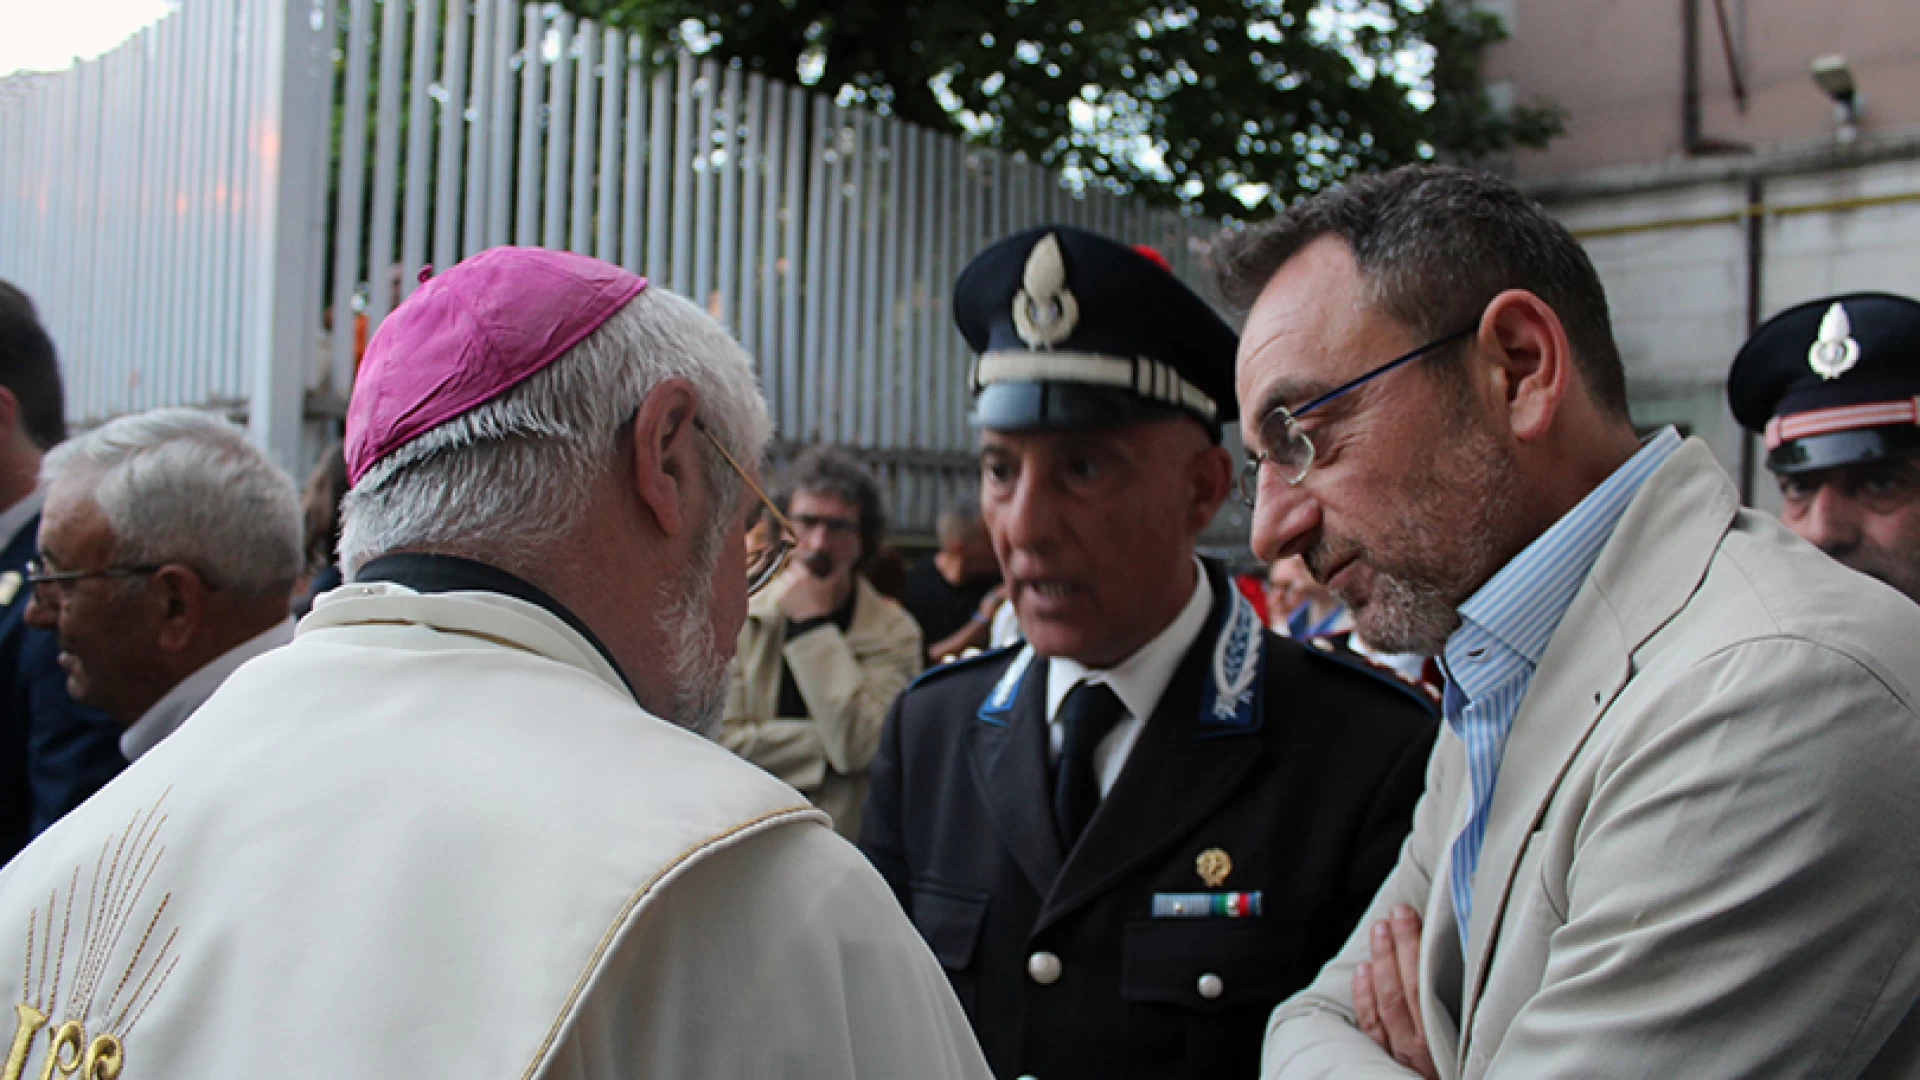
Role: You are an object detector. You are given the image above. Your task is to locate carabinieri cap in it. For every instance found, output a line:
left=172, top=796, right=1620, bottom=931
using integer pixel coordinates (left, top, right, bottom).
left=953, top=225, right=1239, bottom=440
left=1728, top=292, right=1920, bottom=475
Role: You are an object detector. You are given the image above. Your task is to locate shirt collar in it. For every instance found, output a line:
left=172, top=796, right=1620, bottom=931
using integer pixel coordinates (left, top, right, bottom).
left=1046, top=557, right=1214, bottom=725
left=0, top=488, right=45, bottom=551
left=121, top=617, right=296, bottom=761
left=1446, top=427, right=1683, bottom=685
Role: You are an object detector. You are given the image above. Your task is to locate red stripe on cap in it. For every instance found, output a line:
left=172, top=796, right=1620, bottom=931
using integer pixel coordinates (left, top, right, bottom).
left=1764, top=396, right=1920, bottom=449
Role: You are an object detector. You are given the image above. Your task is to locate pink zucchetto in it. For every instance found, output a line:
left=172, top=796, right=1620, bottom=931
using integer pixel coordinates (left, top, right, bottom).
left=344, top=246, right=648, bottom=484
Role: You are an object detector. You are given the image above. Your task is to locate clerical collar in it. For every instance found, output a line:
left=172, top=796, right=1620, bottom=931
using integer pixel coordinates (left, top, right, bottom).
left=353, top=553, right=638, bottom=701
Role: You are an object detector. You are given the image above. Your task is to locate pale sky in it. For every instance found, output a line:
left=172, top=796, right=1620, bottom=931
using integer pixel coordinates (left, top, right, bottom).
left=0, top=0, right=177, bottom=77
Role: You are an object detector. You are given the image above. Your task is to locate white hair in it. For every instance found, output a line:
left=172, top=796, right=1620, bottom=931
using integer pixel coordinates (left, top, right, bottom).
left=339, top=285, right=772, bottom=574
left=42, top=408, right=304, bottom=596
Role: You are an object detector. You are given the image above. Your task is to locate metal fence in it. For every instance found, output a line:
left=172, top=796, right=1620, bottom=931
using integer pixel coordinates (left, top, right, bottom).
left=0, top=0, right=1223, bottom=537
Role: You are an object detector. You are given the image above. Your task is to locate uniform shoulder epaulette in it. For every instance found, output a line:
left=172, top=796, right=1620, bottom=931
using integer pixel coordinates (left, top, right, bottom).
left=1295, top=636, right=1440, bottom=714
left=909, top=641, right=1024, bottom=691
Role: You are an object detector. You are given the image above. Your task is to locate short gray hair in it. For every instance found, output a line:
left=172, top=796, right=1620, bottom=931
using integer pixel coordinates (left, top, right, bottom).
left=339, top=285, right=771, bottom=574
left=42, top=408, right=303, bottom=596
left=936, top=494, right=982, bottom=547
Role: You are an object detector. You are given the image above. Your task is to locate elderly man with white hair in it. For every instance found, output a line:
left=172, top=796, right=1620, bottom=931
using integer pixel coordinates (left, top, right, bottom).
left=0, top=249, right=989, bottom=1079
left=25, top=407, right=302, bottom=760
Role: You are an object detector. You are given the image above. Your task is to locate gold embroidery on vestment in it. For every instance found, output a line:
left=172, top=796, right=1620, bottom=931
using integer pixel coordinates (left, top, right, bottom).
left=6, top=790, right=180, bottom=1080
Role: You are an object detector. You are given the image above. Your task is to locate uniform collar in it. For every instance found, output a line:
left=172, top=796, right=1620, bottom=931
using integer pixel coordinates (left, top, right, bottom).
left=1045, top=556, right=1213, bottom=725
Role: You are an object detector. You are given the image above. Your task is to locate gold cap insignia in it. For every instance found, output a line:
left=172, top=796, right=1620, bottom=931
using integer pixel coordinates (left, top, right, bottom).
left=1011, top=233, right=1079, bottom=349
left=1808, top=301, right=1861, bottom=380
left=1196, top=847, right=1232, bottom=888
left=0, top=570, right=19, bottom=607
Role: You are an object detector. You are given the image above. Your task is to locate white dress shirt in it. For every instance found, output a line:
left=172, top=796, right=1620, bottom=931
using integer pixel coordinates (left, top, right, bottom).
left=1044, top=559, right=1213, bottom=796
left=120, top=617, right=295, bottom=760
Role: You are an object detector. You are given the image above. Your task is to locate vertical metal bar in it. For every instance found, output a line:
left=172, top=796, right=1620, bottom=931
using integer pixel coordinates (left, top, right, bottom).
left=329, top=0, right=375, bottom=398
left=514, top=3, right=543, bottom=246
left=737, top=72, right=762, bottom=360
left=595, top=27, right=621, bottom=260
left=838, top=114, right=868, bottom=444
left=757, top=78, right=785, bottom=402
left=819, top=105, right=847, bottom=444
left=400, top=0, right=437, bottom=293
left=692, top=58, right=718, bottom=315
left=670, top=53, right=694, bottom=293
left=542, top=12, right=573, bottom=249
left=459, top=0, right=490, bottom=256
left=715, top=63, right=741, bottom=329
left=879, top=116, right=902, bottom=451
left=366, top=0, right=408, bottom=332
left=779, top=87, right=804, bottom=439
left=909, top=125, right=931, bottom=453
left=619, top=39, right=644, bottom=270
left=859, top=114, right=884, bottom=446
left=249, top=0, right=331, bottom=468
left=484, top=0, right=512, bottom=244
left=646, top=64, right=670, bottom=278
left=568, top=24, right=595, bottom=252
left=800, top=94, right=828, bottom=442
left=434, top=0, right=468, bottom=269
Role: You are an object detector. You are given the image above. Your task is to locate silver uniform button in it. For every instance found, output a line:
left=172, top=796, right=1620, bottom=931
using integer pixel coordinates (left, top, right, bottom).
left=1027, top=951, right=1063, bottom=985
left=1197, top=973, right=1225, bottom=1000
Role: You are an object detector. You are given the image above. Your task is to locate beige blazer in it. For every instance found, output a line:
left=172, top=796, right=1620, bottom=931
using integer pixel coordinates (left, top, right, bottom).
left=0, top=583, right=989, bottom=1079
left=720, top=574, right=922, bottom=839
left=1265, top=439, right=1920, bottom=1079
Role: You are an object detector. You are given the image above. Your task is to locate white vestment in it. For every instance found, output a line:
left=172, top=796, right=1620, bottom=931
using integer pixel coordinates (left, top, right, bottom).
left=0, top=581, right=990, bottom=1079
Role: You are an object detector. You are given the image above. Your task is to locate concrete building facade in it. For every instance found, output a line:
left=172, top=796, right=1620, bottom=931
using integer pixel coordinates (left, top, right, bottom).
left=1478, top=0, right=1920, bottom=508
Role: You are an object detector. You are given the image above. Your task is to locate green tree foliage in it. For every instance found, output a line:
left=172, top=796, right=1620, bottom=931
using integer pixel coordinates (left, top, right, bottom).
left=556, top=0, right=1560, bottom=219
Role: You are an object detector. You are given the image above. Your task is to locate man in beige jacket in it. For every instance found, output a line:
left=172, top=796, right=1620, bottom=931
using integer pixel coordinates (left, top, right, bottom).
left=1225, top=166, right=1920, bottom=1078
left=720, top=444, right=921, bottom=838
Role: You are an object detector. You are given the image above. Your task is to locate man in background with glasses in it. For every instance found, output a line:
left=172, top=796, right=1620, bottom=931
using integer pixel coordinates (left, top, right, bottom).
left=1227, top=165, right=1920, bottom=1078
left=0, top=248, right=989, bottom=1079
left=0, top=281, right=123, bottom=865
left=719, top=444, right=923, bottom=840
left=861, top=225, right=1437, bottom=1080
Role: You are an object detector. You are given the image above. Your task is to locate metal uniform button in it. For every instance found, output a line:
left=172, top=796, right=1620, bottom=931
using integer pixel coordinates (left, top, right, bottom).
left=1027, top=950, right=1062, bottom=985
left=1197, top=973, right=1225, bottom=1000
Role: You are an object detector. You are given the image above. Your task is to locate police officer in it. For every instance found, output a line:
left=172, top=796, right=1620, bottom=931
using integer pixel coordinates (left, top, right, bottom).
left=859, top=226, right=1438, bottom=1079
left=1730, top=292, right=1920, bottom=604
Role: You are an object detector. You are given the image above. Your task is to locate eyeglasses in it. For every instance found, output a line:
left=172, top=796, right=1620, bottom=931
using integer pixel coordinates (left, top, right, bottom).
left=24, top=557, right=165, bottom=603
left=693, top=418, right=795, bottom=596
left=1239, top=324, right=1476, bottom=507
left=791, top=512, right=858, bottom=537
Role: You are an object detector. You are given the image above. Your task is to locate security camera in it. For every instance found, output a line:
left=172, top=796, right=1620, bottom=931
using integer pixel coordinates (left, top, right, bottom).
left=1811, top=54, right=1862, bottom=140
left=1811, top=55, right=1856, bottom=106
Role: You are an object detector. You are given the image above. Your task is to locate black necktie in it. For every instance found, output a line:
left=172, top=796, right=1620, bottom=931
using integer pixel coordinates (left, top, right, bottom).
left=1052, top=681, right=1126, bottom=848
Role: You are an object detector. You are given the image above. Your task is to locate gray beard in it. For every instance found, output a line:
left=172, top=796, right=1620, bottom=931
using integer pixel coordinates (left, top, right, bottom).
left=656, top=526, right=731, bottom=736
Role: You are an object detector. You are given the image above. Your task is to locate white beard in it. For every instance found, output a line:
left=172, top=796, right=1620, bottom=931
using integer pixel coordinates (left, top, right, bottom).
left=655, top=527, right=730, bottom=736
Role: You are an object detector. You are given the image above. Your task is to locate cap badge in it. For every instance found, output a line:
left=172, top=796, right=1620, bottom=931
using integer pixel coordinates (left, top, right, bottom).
left=1196, top=847, right=1233, bottom=888
left=1808, top=301, right=1861, bottom=381
left=1012, top=233, right=1079, bottom=348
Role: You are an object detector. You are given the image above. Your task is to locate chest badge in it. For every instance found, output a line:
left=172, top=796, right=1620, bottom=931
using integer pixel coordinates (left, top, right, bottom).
left=1808, top=301, right=1861, bottom=380
left=1195, top=847, right=1232, bottom=888
left=0, top=571, right=19, bottom=607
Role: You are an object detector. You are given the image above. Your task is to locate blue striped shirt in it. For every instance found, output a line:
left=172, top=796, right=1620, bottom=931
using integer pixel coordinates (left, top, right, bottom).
left=1444, top=426, right=1681, bottom=951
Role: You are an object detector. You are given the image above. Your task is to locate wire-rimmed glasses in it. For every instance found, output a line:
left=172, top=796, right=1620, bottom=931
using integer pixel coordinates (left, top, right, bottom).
left=1239, top=325, right=1477, bottom=507
left=23, top=557, right=166, bottom=604
left=693, top=418, right=795, bottom=596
